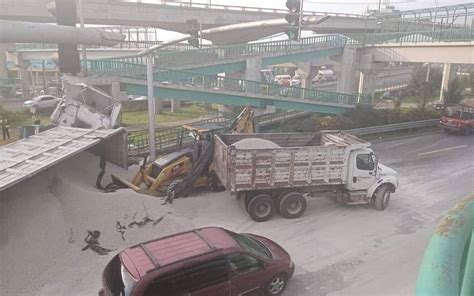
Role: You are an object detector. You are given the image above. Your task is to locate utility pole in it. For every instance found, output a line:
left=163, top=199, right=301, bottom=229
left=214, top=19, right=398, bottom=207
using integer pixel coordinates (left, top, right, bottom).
left=146, top=53, right=156, bottom=162
left=76, top=0, right=87, bottom=75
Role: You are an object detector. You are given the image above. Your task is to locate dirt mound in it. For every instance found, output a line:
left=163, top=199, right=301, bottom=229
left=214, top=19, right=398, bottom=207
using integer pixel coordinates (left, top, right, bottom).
left=232, top=138, right=280, bottom=149
left=0, top=152, right=193, bottom=296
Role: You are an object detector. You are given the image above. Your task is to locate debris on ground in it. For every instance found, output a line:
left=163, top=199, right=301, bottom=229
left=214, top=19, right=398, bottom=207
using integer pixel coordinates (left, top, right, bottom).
left=82, top=230, right=115, bottom=255
left=0, top=152, right=194, bottom=296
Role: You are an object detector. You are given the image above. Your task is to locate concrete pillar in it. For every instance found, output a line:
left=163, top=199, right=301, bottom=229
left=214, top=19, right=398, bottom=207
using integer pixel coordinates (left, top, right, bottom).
left=245, top=57, right=262, bottom=81
left=337, top=46, right=360, bottom=94
left=0, top=45, right=8, bottom=80
left=111, top=81, right=121, bottom=98
left=358, top=71, right=376, bottom=96
left=155, top=97, right=163, bottom=114
left=18, top=53, right=30, bottom=98
left=439, top=63, right=455, bottom=103
left=171, top=99, right=181, bottom=113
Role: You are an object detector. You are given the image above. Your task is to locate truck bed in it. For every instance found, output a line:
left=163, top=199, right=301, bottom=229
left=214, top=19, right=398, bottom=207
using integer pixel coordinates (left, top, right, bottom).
left=213, top=132, right=370, bottom=193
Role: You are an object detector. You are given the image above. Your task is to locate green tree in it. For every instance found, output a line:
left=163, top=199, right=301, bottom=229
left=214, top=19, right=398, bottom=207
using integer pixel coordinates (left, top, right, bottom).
left=408, top=65, right=441, bottom=110
left=443, top=78, right=464, bottom=105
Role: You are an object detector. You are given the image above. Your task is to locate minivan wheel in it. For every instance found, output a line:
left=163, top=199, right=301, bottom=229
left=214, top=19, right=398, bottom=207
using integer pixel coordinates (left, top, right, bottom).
left=247, top=194, right=275, bottom=222
left=279, top=192, right=307, bottom=219
left=266, top=273, right=288, bottom=295
left=374, top=185, right=390, bottom=211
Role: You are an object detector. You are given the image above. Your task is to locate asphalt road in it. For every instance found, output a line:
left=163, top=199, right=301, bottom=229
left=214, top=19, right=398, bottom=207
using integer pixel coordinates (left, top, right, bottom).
left=172, top=131, right=474, bottom=296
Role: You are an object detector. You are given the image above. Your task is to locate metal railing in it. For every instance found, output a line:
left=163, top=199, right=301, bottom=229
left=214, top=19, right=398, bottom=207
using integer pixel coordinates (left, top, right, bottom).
left=348, top=28, right=474, bottom=45
left=346, top=119, right=439, bottom=135
left=102, top=34, right=347, bottom=67
left=84, top=62, right=371, bottom=107
left=128, top=115, right=233, bottom=155
left=416, top=194, right=474, bottom=296
left=256, top=110, right=310, bottom=126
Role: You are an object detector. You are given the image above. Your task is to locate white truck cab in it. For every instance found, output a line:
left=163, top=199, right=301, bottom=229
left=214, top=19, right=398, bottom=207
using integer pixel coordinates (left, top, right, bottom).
left=346, top=148, right=399, bottom=210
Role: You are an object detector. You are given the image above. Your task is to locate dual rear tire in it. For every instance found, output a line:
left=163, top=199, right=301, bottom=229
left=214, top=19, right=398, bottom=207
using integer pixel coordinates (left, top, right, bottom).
left=246, top=191, right=306, bottom=222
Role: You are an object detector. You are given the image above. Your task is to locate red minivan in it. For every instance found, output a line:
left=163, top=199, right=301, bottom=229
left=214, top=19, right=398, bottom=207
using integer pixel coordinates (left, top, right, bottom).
left=99, top=227, right=294, bottom=296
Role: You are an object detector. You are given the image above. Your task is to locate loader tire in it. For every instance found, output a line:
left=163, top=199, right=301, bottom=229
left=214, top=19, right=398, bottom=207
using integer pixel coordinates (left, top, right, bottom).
left=167, top=178, right=188, bottom=198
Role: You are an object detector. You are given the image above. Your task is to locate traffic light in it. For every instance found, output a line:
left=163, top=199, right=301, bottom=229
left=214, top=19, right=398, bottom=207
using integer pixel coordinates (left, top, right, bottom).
left=186, top=19, right=200, bottom=48
left=285, top=0, right=301, bottom=41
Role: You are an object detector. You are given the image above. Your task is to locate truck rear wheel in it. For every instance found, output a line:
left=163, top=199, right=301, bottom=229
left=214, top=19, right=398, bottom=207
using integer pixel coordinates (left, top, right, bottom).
left=247, top=194, right=275, bottom=222
left=374, top=185, right=390, bottom=211
left=279, top=192, right=306, bottom=219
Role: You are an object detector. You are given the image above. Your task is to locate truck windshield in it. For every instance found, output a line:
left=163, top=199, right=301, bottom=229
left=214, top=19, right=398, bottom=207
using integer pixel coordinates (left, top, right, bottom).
left=230, top=232, right=272, bottom=260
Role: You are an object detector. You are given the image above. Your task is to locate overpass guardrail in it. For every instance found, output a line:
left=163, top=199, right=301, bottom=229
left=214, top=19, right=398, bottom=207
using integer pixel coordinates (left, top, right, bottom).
left=346, top=119, right=439, bottom=135
left=348, top=28, right=474, bottom=45
left=128, top=117, right=440, bottom=157
left=84, top=62, right=371, bottom=107
left=103, top=34, right=347, bottom=66
left=416, top=194, right=474, bottom=296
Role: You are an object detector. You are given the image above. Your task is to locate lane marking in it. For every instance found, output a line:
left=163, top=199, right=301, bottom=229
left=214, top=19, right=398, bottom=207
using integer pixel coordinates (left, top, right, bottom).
left=417, top=145, right=468, bottom=156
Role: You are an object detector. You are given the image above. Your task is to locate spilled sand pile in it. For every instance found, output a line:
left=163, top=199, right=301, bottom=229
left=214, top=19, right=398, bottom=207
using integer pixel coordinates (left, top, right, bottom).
left=0, top=152, right=194, bottom=296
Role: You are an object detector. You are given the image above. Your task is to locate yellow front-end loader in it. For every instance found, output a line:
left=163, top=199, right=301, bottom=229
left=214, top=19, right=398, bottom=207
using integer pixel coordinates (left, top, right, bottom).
left=111, top=107, right=255, bottom=197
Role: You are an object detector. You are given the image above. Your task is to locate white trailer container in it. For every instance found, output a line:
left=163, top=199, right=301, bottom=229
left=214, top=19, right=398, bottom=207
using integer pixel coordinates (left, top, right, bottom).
left=213, top=132, right=399, bottom=222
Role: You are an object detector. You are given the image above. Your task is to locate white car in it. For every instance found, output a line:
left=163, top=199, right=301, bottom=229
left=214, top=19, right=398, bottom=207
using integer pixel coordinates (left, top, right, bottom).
left=23, top=95, right=61, bottom=111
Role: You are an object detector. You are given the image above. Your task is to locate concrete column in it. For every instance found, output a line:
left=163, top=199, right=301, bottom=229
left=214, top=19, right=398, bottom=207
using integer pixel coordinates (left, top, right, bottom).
left=111, top=81, right=121, bottom=98
left=171, top=99, right=181, bottom=113
left=337, top=46, right=360, bottom=94
left=245, top=57, right=262, bottom=81
left=18, top=53, right=30, bottom=98
left=155, top=97, right=163, bottom=114
left=439, top=63, right=455, bottom=103
left=0, top=45, right=8, bottom=80
left=358, top=71, right=376, bottom=96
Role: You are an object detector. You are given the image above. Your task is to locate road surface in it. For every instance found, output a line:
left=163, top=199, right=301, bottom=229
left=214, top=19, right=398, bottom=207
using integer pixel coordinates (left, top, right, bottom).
left=172, top=131, right=474, bottom=296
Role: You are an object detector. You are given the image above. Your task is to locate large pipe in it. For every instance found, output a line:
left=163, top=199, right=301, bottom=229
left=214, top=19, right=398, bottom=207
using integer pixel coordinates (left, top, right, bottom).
left=0, top=20, right=125, bottom=45
left=139, top=16, right=330, bottom=56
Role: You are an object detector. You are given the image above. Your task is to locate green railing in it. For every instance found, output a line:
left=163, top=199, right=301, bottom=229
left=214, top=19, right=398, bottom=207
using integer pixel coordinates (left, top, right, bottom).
left=416, top=194, right=474, bottom=296
left=348, top=28, right=474, bottom=45
left=100, top=34, right=347, bottom=67
left=128, top=115, right=233, bottom=155
left=256, top=110, right=309, bottom=126
left=152, top=67, right=372, bottom=105
left=84, top=60, right=371, bottom=107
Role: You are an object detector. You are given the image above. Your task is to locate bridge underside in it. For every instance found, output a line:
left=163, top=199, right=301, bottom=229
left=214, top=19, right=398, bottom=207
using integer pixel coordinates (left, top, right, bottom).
left=369, top=43, right=474, bottom=64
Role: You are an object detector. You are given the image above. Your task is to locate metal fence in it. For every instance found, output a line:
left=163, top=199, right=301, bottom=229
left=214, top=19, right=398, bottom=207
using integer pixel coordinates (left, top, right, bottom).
left=348, top=28, right=474, bottom=45
left=128, top=115, right=233, bottom=155
left=102, top=34, right=347, bottom=67
left=346, top=119, right=439, bottom=135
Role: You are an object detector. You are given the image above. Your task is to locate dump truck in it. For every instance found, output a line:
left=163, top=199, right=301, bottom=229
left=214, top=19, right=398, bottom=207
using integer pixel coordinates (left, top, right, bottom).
left=213, top=132, right=399, bottom=222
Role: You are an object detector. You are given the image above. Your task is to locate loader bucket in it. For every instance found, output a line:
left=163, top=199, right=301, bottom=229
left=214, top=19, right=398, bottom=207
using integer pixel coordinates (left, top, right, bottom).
left=111, top=174, right=142, bottom=192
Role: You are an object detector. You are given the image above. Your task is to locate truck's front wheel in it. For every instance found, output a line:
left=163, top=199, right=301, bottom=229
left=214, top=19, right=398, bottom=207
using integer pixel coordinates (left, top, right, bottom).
left=248, top=194, right=275, bottom=222
left=279, top=192, right=307, bottom=219
left=374, top=185, right=391, bottom=211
